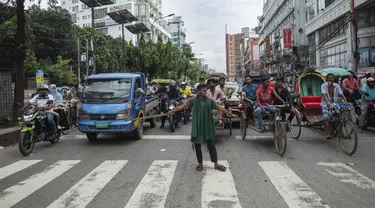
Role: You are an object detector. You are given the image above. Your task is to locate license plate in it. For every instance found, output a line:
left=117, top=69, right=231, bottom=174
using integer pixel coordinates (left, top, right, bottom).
left=95, top=121, right=108, bottom=129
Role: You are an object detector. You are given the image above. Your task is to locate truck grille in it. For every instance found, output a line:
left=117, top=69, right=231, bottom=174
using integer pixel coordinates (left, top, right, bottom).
left=89, top=114, right=117, bottom=120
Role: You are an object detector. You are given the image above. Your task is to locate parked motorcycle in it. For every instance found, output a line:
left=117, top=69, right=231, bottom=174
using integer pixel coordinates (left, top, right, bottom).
left=167, top=98, right=182, bottom=132
left=18, top=100, right=61, bottom=156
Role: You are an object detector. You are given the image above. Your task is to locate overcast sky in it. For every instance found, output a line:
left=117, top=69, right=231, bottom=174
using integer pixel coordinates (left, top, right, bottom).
left=163, top=0, right=263, bottom=73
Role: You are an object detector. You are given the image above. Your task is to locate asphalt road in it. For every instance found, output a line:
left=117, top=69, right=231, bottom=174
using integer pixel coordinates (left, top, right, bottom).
left=0, top=120, right=375, bottom=208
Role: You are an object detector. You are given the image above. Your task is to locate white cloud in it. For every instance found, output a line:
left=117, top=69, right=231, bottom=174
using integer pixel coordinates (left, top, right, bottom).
left=163, top=0, right=263, bottom=73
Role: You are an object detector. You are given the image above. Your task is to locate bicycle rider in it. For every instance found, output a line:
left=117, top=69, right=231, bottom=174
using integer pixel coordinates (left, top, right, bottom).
left=321, top=73, right=348, bottom=139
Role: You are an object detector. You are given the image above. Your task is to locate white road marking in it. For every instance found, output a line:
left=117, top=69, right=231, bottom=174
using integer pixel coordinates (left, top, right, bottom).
left=259, top=161, right=330, bottom=208
left=0, top=160, right=42, bottom=181
left=124, top=160, right=178, bottom=208
left=0, top=160, right=80, bottom=208
left=202, top=160, right=242, bottom=208
left=47, top=160, right=128, bottom=208
left=317, top=162, right=375, bottom=189
left=236, top=135, right=273, bottom=140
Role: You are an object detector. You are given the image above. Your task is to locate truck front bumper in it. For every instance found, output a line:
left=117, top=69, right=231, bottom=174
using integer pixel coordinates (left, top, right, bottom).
left=78, top=120, right=135, bottom=133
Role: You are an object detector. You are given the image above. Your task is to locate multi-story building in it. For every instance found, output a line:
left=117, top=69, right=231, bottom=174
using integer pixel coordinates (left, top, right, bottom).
left=225, top=25, right=243, bottom=81
left=241, top=27, right=260, bottom=77
left=305, top=0, right=375, bottom=73
left=167, top=16, right=187, bottom=47
left=305, top=0, right=353, bottom=71
left=61, top=0, right=171, bottom=45
left=355, top=0, right=375, bottom=72
left=258, top=0, right=308, bottom=75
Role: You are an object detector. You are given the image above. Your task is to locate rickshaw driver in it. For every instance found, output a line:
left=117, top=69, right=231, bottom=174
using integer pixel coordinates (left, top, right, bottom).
left=254, top=77, right=285, bottom=132
left=321, top=73, right=348, bottom=139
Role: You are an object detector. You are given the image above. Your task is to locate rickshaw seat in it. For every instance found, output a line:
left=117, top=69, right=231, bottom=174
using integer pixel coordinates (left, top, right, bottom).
left=301, top=96, right=322, bottom=109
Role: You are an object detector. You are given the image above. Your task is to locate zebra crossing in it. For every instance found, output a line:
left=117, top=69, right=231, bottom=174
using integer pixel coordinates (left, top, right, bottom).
left=0, top=159, right=374, bottom=208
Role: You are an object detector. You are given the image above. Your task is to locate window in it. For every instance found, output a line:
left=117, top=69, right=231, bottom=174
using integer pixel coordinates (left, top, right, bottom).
left=94, top=8, right=107, bottom=20
left=62, top=1, right=65, bottom=5
left=72, top=0, right=78, bottom=3
left=320, top=43, right=347, bottom=68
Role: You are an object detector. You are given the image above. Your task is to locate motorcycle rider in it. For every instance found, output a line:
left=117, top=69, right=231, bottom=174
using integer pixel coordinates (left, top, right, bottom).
left=358, top=77, right=375, bottom=132
left=25, top=84, right=59, bottom=133
left=160, top=81, right=181, bottom=128
left=50, top=84, right=64, bottom=129
left=179, top=82, right=193, bottom=97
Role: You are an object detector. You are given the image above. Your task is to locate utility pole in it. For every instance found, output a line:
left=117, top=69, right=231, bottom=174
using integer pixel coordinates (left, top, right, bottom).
left=91, top=7, right=96, bottom=74
left=351, top=0, right=359, bottom=72
left=77, top=37, right=80, bottom=85
left=86, top=39, right=89, bottom=78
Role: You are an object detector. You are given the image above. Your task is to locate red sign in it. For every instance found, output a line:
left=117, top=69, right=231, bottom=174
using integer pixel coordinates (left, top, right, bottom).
left=283, top=28, right=292, bottom=48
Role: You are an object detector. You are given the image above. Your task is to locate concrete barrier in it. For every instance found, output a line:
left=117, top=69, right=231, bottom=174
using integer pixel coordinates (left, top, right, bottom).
left=0, top=125, right=20, bottom=147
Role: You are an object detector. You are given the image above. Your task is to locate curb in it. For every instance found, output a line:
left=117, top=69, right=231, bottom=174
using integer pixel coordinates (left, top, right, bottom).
left=0, top=127, right=20, bottom=148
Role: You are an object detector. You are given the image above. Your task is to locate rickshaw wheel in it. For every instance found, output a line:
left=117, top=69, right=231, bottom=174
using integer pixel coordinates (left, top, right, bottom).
left=274, top=121, right=287, bottom=156
left=289, top=109, right=302, bottom=139
left=339, top=120, right=358, bottom=156
left=240, top=113, right=247, bottom=139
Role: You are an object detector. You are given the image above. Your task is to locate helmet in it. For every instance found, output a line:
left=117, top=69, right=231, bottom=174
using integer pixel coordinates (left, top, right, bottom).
left=170, top=80, right=176, bottom=87
left=181, top=82, right=186, bottom=85
left=38, top=84, right=49, bottom=91
left=367, top=77, right=375, bottom=82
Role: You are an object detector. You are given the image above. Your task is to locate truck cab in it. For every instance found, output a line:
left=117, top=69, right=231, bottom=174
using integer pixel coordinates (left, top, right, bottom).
left=78, top=73, right=159, bottom=141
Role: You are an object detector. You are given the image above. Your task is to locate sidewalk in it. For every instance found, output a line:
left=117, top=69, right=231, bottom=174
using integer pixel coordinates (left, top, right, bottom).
left=0, top=125, right=20, bottom=148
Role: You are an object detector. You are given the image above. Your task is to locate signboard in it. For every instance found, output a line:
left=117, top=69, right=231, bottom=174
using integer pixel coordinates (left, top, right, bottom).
left=283, top=28, right=292, bottom=48
left=109, top=4, right=131, bottom=12
left=252, top=45, right=259, bottom=61
left=36, top=69, right=44, bottom=88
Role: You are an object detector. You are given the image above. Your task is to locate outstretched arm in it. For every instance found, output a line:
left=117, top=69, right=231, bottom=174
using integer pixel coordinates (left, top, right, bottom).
left=167, top=103, right=187, bottom=116
left=216, top=105, right=238, bottom=118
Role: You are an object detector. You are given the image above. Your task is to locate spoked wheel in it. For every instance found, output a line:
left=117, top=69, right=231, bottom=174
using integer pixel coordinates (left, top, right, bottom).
left=18, top=132, right=35, bottom=156
left=240, top=113, right=247, bottom=140
left=289, top=109, right=302, bottom=139
left=339, top=120, right=358, bottom=156
left=274, top=121, right=287, bottom=156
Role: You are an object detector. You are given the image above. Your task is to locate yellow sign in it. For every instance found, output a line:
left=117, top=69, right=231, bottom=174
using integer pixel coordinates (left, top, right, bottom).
left=36, top=76, right=44, bottom=83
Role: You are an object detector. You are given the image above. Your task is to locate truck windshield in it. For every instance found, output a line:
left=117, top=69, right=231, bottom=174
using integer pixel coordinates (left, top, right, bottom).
left=82, top=78, right=132, bottom=103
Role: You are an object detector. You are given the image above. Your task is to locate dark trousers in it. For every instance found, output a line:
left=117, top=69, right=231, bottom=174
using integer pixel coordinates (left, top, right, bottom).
left=194, top=142, right=218, bottom=164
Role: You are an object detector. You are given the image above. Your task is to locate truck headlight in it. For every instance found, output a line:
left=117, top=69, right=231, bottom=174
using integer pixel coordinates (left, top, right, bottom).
left=116, top=110, right=130, bottom=120
left=79, top=109, right=90, bottom=120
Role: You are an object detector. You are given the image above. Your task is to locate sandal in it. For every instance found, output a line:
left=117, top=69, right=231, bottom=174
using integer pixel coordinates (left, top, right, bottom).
left=214, top=164, right=226, bottom=172
left=196, top=165, right=203, bottom=171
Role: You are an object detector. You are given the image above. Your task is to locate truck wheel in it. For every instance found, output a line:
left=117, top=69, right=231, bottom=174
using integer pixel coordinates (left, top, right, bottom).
left=134, top=116, right=143, bottom=140
left=86, top=133, right=98, bottom=141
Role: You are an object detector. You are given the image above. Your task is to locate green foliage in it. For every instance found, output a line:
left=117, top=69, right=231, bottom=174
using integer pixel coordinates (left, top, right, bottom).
left=0, top=4, right=206, bottom=84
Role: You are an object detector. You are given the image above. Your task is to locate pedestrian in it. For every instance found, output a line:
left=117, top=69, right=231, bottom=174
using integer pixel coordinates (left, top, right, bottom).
left=167, top=83, right=238, bottom=171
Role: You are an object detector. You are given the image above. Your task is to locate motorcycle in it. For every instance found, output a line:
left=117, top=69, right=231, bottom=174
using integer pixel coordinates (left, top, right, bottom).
left=166, top=98, right=182, bottom=132
left=180, top=95, right=191, bottom=124
left=18, top=100, right=61, bottom=156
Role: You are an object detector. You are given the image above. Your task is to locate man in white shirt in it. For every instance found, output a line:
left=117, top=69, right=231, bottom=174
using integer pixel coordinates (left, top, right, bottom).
left=28, top=84, right=58, bottom=133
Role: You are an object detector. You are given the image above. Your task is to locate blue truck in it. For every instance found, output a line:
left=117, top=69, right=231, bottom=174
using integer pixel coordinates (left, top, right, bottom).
left=78, top=73, right=159, bottom=141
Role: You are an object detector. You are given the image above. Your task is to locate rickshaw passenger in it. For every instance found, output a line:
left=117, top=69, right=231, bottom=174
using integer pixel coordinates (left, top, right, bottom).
left=241, top=75, right=257, bottom=122
left=342, top=70, right=360, bottom=102
left=275, top=77, right=295, bottom=122
left=321, top=73, right=347, bottom=139
left=255, top=77, right=284, bottom=131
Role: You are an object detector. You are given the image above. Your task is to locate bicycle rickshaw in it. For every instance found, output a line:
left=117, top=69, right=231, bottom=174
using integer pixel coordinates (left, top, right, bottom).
left=239, top=102, right=288, bottom=156
left=289, top=70, right=358, bottom=155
